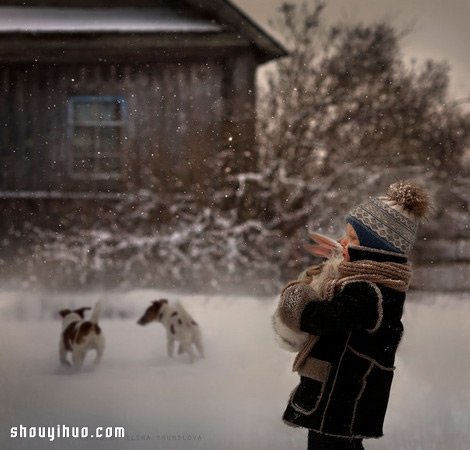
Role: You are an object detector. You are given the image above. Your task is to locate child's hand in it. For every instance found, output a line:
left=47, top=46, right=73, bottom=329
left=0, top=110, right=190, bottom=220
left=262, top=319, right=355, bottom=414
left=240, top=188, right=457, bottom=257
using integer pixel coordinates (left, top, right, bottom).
left=304, top=232, right=343, bottom=259
left=278, top=283, right=319, bottom=332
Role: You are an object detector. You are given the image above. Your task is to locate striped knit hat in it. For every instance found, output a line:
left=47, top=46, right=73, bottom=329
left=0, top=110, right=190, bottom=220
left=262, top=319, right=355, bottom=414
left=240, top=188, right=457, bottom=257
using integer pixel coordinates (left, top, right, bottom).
left=346, top=181, right=430, bottom=255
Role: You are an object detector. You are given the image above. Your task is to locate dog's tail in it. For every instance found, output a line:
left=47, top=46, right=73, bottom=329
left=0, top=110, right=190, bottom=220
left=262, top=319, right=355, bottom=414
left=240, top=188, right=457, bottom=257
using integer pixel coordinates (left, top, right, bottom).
left=90, top=300, right=102, bottom=324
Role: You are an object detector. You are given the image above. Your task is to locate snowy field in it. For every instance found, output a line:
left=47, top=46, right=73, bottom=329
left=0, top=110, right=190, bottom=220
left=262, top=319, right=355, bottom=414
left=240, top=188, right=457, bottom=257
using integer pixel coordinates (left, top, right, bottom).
left=0, top=289, right=469, bottom=450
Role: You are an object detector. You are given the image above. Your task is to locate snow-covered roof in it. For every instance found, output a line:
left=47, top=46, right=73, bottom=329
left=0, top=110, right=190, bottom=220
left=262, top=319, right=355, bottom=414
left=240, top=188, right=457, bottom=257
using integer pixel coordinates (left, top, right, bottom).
left=0, top=7, right=224, bottom=33
left=185, top=0, right=287, bottom=62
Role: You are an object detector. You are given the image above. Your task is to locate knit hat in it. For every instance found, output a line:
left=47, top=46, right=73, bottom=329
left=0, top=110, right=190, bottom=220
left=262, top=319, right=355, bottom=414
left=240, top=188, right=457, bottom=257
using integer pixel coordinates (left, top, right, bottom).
left=346, top=181, right=430, bottom=255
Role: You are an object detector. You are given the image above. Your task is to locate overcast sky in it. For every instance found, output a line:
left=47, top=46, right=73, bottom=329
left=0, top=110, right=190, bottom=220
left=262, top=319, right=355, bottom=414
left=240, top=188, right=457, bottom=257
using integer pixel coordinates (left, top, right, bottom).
left=235, top=0, right=470, bottom=102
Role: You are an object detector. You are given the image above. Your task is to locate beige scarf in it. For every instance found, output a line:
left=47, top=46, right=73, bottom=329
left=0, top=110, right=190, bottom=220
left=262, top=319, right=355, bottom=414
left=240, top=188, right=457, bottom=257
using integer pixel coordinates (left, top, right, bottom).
left=288, top=259, right=412, bottom=372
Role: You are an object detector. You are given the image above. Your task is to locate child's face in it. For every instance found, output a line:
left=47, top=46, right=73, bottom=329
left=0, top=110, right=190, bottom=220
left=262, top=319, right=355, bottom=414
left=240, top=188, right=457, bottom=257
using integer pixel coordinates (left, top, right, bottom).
left=339, top=224, right=360, bottom=261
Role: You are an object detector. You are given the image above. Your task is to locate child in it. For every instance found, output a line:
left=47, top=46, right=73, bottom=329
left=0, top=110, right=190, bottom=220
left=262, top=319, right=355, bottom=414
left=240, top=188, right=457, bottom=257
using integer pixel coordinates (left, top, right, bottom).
left=273, top=181, right=430, bottom=450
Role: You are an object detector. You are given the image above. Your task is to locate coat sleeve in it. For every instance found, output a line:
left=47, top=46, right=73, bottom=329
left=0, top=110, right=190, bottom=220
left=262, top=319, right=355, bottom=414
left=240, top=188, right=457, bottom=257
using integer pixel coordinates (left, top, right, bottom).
left=299, top=281, right=383, bottom=335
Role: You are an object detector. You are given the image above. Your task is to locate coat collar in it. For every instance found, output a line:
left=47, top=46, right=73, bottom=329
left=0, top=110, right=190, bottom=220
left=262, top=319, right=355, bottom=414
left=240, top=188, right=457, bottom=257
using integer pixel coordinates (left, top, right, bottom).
left=348, top=245, right=408, bottom=264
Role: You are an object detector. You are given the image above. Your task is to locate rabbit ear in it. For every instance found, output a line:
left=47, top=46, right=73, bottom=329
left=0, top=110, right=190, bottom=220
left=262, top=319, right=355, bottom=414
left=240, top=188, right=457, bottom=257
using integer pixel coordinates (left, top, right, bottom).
left=305, top=232, right=343, bottom=259
left=304, top=243, right=333, bottom=258
left=308, top=232, right=342, bottom=250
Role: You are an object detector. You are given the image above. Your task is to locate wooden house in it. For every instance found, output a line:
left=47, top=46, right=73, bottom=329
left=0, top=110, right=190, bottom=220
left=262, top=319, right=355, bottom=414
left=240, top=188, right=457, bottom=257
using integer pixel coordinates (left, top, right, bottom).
left=0, top=0, right=286, bottom=213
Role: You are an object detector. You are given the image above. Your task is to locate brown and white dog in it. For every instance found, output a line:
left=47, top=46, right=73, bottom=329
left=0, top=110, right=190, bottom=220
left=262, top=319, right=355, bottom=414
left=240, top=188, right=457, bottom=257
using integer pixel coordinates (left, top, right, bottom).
left=137, top=299, right=204, bottom=363
left=58, top=301, right=105, bottom=369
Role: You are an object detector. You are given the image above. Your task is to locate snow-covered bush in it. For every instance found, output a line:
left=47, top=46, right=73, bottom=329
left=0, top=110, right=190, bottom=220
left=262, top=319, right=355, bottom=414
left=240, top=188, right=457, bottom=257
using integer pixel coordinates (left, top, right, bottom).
left=14, top=191, right=281, bottom=294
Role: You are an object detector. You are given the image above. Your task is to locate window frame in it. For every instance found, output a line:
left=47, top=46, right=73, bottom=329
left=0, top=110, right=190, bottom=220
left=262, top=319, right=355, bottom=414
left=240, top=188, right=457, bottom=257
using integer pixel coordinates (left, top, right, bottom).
left=66, top=95, right=127, bottom=180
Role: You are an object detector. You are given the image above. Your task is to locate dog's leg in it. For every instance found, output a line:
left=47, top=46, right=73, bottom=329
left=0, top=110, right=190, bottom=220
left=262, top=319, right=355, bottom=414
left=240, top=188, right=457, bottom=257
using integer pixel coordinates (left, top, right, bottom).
left=183, top=342, right=196, bottom=363
left=167, top=337, right=175, bottom=357
left=72, top=349, right=86, bottom=370
left=194, top=334, right=205, bottom=358
left=59, top=341, right=71, bottom=367
left=94, top=345, right=104, bottom=365
left=178, top=343, right=184, bottom=355
left=93, top=335, right=105, bottom=365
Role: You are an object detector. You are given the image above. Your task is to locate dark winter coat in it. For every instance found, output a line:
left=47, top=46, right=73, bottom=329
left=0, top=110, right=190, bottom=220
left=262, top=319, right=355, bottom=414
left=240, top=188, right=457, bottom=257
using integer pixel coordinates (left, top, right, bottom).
left=282, top=246, right=408, bottom=439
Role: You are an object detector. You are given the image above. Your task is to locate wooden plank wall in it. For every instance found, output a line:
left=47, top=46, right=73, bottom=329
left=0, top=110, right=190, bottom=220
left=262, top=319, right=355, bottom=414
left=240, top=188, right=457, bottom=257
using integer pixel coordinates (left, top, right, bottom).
left=0, top=59, right=227, bottom=193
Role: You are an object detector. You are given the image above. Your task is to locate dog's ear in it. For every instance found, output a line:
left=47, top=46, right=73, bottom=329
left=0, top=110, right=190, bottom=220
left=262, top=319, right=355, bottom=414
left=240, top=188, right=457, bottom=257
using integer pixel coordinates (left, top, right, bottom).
left=59, top=309, right=71, bottom=318
left=152, top=299, right=167, bottom=305
left=74, top=307, right=92, bottom=318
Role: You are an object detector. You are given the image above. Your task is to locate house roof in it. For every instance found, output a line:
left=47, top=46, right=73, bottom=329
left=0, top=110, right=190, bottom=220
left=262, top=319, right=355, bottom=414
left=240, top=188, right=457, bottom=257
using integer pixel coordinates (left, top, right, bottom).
left=0, top=7, right=224, bottom=33
left=184, top=0, right=287, bottom=62
left=0, top=0, right=287, bottom=64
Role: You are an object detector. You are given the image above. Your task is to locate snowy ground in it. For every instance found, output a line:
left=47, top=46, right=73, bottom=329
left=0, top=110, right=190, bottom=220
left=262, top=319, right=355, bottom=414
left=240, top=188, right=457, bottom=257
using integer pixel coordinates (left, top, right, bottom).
left=0, top=289, right=469, bottom=450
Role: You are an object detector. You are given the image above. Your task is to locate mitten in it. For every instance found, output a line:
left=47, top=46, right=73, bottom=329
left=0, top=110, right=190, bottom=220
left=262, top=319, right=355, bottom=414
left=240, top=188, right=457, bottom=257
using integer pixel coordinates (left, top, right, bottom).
left=278, top=283, right=319, bottom=331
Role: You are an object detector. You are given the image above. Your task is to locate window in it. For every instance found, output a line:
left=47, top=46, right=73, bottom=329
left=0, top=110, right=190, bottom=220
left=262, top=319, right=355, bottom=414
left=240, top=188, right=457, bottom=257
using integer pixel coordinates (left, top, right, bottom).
left=67, top=96, right=126, bottom=178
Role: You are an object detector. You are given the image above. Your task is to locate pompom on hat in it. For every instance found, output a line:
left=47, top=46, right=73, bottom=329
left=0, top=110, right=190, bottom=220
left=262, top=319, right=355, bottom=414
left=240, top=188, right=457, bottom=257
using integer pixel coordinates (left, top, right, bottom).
left=346, top=181, right=430, bottom=255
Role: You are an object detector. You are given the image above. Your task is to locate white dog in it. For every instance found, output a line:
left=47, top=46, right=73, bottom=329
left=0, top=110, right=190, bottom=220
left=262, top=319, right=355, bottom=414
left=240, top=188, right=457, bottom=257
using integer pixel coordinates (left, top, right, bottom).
left=58, top=301, right=105, bottom=369
left=137, top=299, right=204, bottom=363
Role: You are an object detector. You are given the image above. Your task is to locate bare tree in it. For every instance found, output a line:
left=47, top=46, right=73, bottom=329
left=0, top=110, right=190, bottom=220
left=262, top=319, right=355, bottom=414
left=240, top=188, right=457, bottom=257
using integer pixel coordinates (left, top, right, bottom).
left=256, top=1, right=470, bottom=241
